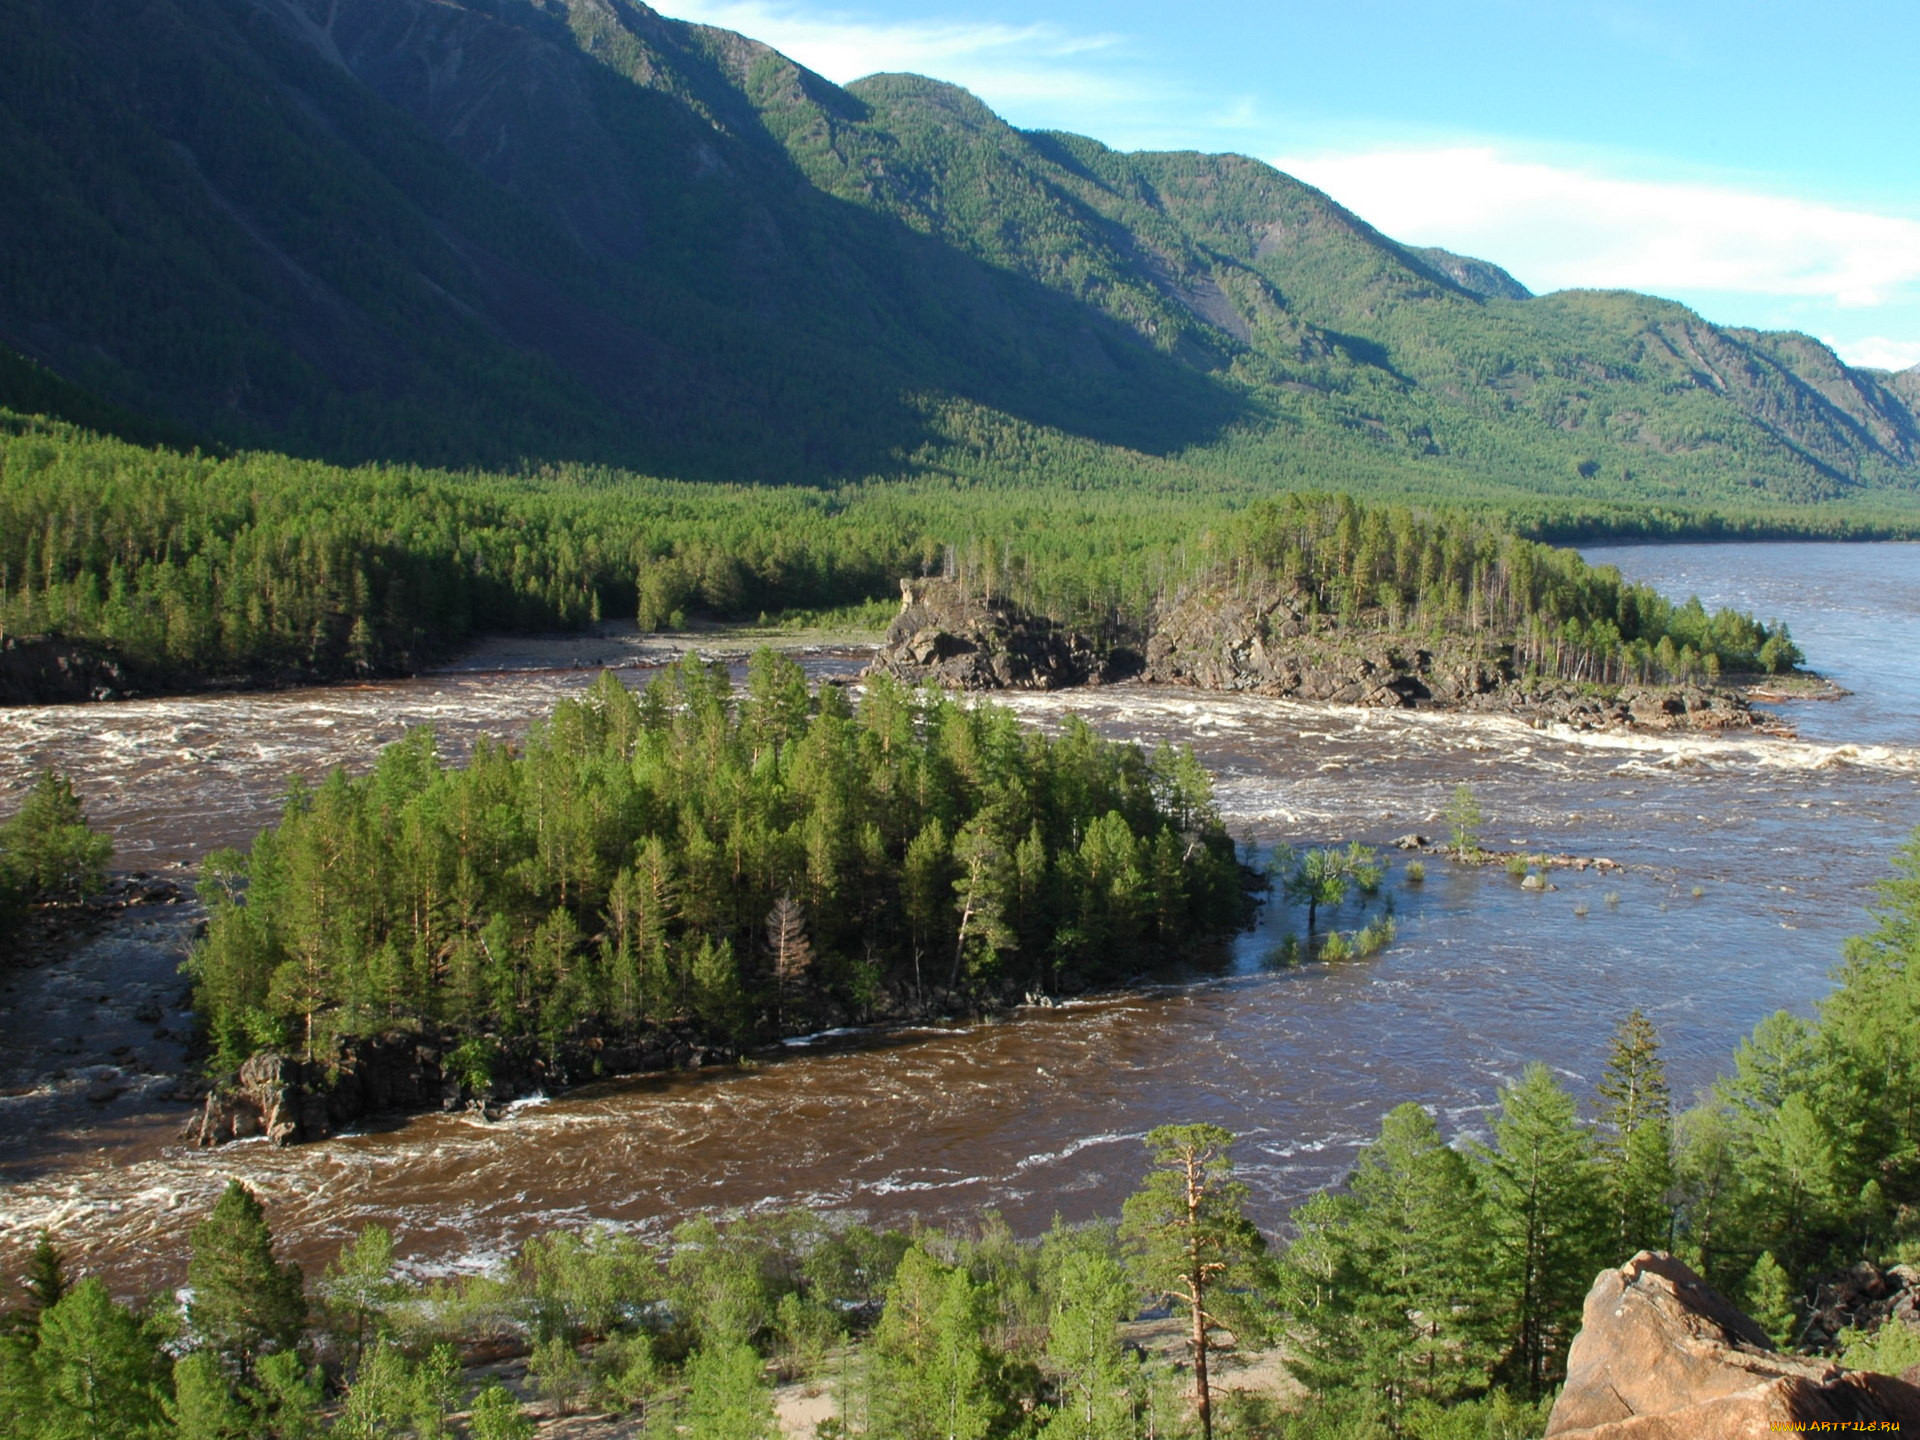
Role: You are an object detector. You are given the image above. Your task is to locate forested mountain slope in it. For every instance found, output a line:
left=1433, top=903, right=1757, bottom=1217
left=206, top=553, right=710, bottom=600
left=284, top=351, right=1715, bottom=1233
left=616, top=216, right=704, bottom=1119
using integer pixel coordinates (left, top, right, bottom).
left=5, top=0, right=1919, bottom=514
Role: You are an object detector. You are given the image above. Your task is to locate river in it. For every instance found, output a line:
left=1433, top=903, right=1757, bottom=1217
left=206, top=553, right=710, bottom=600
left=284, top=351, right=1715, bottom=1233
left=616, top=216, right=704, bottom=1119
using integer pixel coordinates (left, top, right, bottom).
left=0, top=542, right=1916, bottom=1288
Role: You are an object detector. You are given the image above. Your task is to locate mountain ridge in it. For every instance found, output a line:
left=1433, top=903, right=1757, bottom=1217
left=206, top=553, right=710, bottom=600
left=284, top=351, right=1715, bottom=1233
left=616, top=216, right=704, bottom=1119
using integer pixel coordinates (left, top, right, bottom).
left=2, top=0, right=1916, bottom=517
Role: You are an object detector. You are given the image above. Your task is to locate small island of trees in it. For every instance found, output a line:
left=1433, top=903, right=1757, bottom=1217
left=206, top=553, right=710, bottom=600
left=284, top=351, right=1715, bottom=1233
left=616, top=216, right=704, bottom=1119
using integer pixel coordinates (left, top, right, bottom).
left=187, top=653, right=1249, bottom=1086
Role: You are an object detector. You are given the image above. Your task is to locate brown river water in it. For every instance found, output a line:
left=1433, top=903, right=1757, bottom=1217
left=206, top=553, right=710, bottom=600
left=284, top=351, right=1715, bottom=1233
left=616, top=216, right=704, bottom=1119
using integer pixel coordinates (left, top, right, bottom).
left=2, top=543, right=1918, bottom=1291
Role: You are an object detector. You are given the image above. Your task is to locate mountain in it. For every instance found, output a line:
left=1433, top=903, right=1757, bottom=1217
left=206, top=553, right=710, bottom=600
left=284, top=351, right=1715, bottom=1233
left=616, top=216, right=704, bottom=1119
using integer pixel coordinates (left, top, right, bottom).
left=4, top=0, right=1918, bottom=516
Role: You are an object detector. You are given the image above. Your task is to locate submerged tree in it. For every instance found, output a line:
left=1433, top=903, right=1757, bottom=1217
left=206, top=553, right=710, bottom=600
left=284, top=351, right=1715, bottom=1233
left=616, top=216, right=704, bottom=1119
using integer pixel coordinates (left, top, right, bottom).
left=1445, top=784, right=1484, bottom=860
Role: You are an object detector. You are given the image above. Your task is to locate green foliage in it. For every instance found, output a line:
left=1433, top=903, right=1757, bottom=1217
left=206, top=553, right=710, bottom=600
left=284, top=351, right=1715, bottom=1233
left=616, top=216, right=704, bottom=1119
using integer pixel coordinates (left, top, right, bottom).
left=1280, top=1104, right=1498, bottom=1420
left=320, top=1225, right=401, bottom=1375
left=7, top=1279, right=171, bottom=1440
left=681, top=1342, right=778, bottom=1440
left=335, top=1342, right=459, bottom=1439
left=1121, top=1124, right=1266, bottom=1440
left=1670, top=827, right=1920, bottom=1296
left=1597, top=1011, right=1675, bottom=1257
left=1, top=1232, right=67, bottom=1336
left=187, top=663, right=1246, bottom=1076
left=1741, top=1252, right=1798, bottom=1348
left=1446, top=785, right=1484, bottom=859
left=467, top=1384, right=536, bottom=1440
left=11, top=0, right=1920, bottom=534
left=1276, top=846, right=1381, bottom=933
left=1474, top=1065, right=1610, bottom=1396
left=866, top=1246, right=1014, bottom=1440
left=1037, top=1232, right=1137, bottom=1440
left=1838, top=1318, right=1920, bottom=1375
left=185, top=1181, right=307, bottom=1380
left=0, top=772, right=111, bottom=926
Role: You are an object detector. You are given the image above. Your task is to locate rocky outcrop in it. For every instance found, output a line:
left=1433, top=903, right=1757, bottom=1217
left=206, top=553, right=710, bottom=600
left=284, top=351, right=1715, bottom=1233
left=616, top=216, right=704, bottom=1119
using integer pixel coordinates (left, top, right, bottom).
left=1546, top=1251, right=1920, bottom=1438
left=1144, top=583, right=1506, bottom=706
left=185, top=1027, right=734, bottom=1146
left=0, top=635, right=133, bottom=705
left=1138, top=583, right=1759, bottom=730
left=1462, top=680, right=1754, bottom=731
left=864, top=578, right=1117, bottom=691
left=1801, top=1261, right=1920, bottom=1352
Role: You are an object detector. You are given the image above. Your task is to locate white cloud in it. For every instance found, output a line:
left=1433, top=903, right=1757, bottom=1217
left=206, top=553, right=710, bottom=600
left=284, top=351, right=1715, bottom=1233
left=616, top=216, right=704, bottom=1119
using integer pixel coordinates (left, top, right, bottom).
left=1271, top=146, right=1920, bottom=313
left=1836, top=337, right=1920, bottom=372
left=656, top=0, right=1126, bottom=98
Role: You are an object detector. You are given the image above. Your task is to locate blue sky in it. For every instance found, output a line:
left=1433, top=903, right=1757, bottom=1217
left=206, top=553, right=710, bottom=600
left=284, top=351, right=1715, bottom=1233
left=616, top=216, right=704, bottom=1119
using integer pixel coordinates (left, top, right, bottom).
left=658, top=0, right=1920, bottom=370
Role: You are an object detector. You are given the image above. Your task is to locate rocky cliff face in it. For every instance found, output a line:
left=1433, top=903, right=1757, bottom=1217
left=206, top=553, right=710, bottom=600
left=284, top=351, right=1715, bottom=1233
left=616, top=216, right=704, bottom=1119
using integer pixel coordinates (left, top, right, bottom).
left=1547, top=1252, right=1920, bottom=1438
left=1143, top=582, right=1507, bottom=707
left=864, top=578, right=1118, bottom=691
left=868, top=578, right=1757, bottom=729
left=1141, top=583, right=1754, bottom=730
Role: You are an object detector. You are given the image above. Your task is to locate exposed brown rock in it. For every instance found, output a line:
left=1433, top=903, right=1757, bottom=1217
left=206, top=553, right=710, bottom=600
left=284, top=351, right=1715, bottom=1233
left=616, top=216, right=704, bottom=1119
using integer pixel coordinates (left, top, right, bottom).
left=1546, top=1252, right=1920, bottom=1438
left=864, top=578, right=1116, bottom=691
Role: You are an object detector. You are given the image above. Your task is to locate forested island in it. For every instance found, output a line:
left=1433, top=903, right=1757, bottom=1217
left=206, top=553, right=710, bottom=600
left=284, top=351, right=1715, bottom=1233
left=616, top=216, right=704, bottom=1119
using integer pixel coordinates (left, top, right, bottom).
left=183, top=657, right=1248, bottom=1142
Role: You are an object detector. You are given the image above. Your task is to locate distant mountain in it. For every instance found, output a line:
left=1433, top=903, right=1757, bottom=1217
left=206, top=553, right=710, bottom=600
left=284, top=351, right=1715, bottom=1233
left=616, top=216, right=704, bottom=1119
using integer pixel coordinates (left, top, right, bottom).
left=4, top=0, right=1917, bottom=513
left=1410, top=248, right=1533, bottom=301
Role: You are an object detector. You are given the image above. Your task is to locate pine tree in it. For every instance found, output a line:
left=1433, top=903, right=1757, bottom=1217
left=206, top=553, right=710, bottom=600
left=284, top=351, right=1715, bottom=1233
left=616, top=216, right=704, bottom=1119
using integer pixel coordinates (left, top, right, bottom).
left=1119, top=1124, right=1265, bottom=1440
left=186, top=1181, right=307, bottom=1378
left=765, top=894, right=815, bottom=1033
left=868, top=1246, right=1005, bottom=1440
left=32, top=1279, right=170, bottom=1440
left=320, top=1225, right=400, bottom=1377
left=1038, top=1237, right=1136, bottom=1440
left=1743, top=1252, right=1798, bottom=1348
left=0, top=771, right=112, bottom=904
left=1279, top=1103, right=1497, bottom=1419
left=167, top=1352, right=252, bottom=1440
left=683, top=1341, right=778, bottom=1440
left=1475, top=1065, right=1609, bottom=1397
left=1445, top=784, right=1484, bottom=860
left=468, top=1383, right=535, bottom=1440
left=1597, top=1010, right=1675, bottom=1258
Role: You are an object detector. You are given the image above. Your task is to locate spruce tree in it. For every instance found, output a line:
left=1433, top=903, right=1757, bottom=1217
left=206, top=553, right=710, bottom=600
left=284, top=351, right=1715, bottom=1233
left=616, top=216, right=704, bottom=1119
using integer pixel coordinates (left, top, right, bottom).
left=2, top=1231, right=67, bottom=1336
left=186, top=1181, right=306, bottom=1378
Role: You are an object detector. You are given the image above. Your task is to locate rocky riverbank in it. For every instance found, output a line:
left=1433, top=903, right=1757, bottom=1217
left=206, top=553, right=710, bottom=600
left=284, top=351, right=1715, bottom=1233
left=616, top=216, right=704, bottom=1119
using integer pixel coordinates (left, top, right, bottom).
left=868, top=578, right=1777, bottom=733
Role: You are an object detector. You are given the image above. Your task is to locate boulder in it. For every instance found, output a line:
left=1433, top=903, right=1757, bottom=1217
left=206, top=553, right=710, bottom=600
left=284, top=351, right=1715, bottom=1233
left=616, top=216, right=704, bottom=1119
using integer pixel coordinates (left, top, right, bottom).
left=1546, top=1252, right=1920, bottom=1438
left=863, top=578, right=1115, bottom=691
